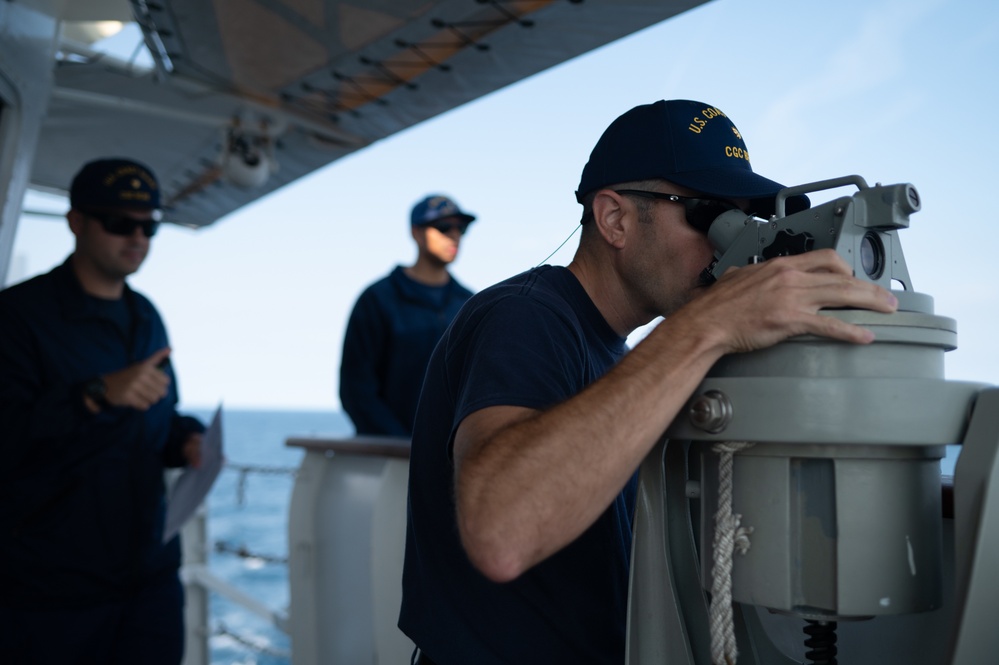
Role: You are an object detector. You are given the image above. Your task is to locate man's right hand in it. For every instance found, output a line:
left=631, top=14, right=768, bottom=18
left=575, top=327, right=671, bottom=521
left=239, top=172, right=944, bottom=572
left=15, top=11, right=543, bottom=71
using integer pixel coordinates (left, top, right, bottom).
left=103, top=347, right=172, bottom=410
left=680, top=248, right=899, bottom=356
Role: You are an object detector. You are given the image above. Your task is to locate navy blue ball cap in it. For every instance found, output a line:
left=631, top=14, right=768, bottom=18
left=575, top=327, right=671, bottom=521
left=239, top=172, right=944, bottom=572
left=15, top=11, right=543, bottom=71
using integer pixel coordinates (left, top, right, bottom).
left=70, top=158, right=162, bottom=216
left=576, top=100, right=808, bottom=217
left=410, top=194, right=476, bottom=226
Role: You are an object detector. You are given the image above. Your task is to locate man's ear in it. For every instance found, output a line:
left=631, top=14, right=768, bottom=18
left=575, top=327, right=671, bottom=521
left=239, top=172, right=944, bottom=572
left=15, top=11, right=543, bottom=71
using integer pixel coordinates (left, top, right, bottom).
left=67, top=209, right=85, bottom=238
left=590, top=189, right=630, bottom=249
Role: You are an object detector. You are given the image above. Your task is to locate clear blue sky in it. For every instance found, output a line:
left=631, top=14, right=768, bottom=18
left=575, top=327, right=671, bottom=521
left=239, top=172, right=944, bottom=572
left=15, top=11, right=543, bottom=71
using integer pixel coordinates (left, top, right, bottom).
left=10, top=0, right=999, bottom=410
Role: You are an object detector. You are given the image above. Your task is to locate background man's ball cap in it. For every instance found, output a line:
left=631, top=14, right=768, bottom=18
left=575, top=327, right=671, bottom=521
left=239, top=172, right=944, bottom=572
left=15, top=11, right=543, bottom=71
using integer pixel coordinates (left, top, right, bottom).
left=410, top=194, right=476, bottom=226
left=69, top=158, right=162, bottom=213
left=576, top=100, right=808, bottom=217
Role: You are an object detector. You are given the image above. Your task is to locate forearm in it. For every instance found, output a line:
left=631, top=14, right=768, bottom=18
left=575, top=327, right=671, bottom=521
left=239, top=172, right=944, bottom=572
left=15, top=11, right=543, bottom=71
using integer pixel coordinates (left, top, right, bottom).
left=456, top=250, right=899, bottom=580
left=456, top=313, right=724, bottom=581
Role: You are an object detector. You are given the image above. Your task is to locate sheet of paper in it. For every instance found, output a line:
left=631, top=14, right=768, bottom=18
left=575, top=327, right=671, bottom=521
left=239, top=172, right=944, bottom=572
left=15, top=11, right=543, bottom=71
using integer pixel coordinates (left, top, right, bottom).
left=163, top=404, right=224, bottom=543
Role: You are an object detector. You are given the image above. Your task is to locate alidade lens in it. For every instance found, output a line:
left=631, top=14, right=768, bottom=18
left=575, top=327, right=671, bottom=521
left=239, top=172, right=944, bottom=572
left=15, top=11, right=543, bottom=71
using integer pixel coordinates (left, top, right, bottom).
left=860, top=232, right=885, bottom=279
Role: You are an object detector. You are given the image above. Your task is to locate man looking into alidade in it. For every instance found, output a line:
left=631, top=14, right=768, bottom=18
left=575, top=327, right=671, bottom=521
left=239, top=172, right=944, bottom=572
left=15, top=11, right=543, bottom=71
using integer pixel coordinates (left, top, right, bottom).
left=399, top=99, right=899, bottom=664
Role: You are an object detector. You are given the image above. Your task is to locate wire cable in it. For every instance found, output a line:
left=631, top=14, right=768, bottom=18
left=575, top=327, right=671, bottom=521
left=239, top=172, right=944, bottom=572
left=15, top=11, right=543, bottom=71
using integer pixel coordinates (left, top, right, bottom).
left=534, top=223, right=581, bottom=267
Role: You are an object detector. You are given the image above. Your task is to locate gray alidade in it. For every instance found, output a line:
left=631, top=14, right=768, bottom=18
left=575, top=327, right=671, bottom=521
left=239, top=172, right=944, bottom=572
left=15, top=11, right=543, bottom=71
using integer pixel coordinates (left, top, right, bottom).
left=626, top=176, right=999, bottom=665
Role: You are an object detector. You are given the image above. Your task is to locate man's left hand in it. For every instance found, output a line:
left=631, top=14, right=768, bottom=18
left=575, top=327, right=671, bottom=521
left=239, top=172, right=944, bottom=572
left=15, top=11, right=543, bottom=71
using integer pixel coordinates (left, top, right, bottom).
left=182, top=432, right=204, bottom=469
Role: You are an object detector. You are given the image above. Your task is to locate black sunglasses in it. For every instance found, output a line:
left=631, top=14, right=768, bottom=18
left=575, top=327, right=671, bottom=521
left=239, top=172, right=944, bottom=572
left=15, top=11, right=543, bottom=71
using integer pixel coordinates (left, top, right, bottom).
left=613, top=189, right=737, bottom=234
left=424, top=220, right=470, bottom=236
left=86, top=211, right=160, bottom=238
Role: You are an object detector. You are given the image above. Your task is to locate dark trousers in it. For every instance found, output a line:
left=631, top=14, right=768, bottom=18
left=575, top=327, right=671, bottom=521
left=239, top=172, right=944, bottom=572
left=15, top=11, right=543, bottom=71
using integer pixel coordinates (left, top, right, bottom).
left=0, top=573, right=185, bottom=665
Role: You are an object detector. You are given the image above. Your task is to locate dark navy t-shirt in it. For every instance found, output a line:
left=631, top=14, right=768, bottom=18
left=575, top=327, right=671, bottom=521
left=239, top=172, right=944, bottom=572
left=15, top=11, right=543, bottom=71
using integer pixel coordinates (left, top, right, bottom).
left=400, top=265, right=634, bottom=664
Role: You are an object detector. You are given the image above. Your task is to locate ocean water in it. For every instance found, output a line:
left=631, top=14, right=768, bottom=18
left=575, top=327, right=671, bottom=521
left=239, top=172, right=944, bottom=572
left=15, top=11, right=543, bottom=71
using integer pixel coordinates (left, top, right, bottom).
left=187, top=407, right=353, bottom=665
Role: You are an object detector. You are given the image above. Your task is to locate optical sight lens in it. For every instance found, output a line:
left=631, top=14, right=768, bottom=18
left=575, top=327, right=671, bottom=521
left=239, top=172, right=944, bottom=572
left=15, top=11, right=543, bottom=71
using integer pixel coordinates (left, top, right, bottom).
left=860, top=232, right=885, bottom=279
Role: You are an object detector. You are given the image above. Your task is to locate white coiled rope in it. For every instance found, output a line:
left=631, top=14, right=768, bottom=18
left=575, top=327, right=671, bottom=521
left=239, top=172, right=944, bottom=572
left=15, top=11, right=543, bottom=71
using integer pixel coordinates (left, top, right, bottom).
left=709, top=441, right=756, bottom=665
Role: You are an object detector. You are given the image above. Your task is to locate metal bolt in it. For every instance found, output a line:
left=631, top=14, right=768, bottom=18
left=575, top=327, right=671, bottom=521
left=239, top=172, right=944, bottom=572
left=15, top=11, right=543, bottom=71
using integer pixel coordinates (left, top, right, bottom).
left=689, top=389, right=733, bottom=433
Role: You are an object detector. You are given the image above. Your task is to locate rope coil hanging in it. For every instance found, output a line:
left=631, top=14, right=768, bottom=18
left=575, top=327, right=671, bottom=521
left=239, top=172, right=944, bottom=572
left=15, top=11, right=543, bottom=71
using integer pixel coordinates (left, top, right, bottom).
left=709, top=441, right=756, bottom=665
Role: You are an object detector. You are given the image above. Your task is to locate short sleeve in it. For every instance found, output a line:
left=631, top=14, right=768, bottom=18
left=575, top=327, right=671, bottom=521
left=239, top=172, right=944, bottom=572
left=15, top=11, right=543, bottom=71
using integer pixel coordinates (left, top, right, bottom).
left=450, top=295, right=586, bottom=425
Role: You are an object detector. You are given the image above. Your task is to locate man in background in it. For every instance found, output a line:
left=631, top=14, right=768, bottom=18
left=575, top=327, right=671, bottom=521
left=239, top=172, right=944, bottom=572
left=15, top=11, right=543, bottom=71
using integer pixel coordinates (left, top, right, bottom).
left=0, top=158, right=205, bottom=664
left=339, top=194, right=476, bottom=436
left=399, top=100, right=899, bottom=664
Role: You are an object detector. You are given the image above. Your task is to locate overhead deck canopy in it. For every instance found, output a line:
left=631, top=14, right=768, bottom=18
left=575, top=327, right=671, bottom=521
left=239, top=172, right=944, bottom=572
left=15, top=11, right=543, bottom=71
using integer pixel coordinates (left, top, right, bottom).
left=32, top=0, right=710, bottom=228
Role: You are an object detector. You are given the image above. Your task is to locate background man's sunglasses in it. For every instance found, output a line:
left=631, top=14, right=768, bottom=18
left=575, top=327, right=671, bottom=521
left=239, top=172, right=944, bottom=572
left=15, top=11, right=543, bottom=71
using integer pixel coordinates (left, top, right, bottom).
left=423, top=220, right=470, bottom=235
left=613, top=189, right=737, bottom=234
left=86, top=212, right=160, bottom=238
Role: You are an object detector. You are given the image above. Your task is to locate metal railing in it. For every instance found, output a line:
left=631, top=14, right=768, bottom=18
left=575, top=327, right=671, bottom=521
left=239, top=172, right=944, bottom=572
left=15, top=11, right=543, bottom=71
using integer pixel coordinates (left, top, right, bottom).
left=178, top=463, right=296, bottom=665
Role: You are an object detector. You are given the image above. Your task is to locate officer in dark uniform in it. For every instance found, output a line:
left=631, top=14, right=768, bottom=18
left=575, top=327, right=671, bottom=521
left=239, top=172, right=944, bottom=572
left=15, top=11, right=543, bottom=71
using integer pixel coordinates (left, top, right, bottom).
left=0, top=158, right=205, bottom=665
